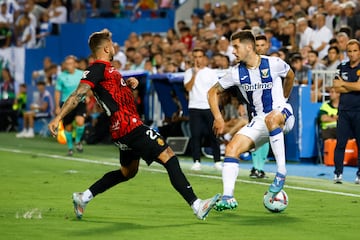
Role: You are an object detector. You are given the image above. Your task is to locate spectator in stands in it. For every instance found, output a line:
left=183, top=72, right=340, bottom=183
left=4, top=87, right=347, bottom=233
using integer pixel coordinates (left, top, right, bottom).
left=290, top=53, right=311, bottom=85
left=77, top=57, right=89, bottom=71
left=112, top=43, right=127, bottom=70
left=48, top=0, right=68, bottom=24
left=326, top=46, right=341, bottom=71
left=309, top=13, right=333, bottom=60
left=223, top=18, right=238, bottom=41
left=336, top=31, right=350, bottom=62
left=277, top=47, right=290, bottom=63
left=138, top=44, right=150, bottom=59
left=203, top=12, right=216, bottom=31
left=70, top=0, right=86, bottom=23
left=332, top=39, right=360, bottom=184
left=0, top=3, right=12, bottom=48
left=318, top=86, right=339, bottom=141
left=263, top=27, right=282, bottom=54
left=36, top=11, right=52, bottom=48
left=213, top=2, right=228, bottom=21
left=217, top=35, right=236, bottom=64
left=124, top=46, right=136, bottom=66
left=16, top=81, right=54, bottom=138
left=0, top=68, right=15, bottom=131
left=255, top=34, right=270, bottom=56
left=308, top=50, right=326, bottom=102
left=173, top=49, right=185, bottom=72
left=112, top=59, right=122, bottom=71
left=3, top=0, right=20, bottom=24
left=24, top=0, right=45, bottom=28
left=324, top=0, right=337, bottom=33
left=179, top=26, right=192, bottom=51
left=16, top=14, right=37, bottom=49
left=184, top=47, right=222, bottom=171
left=296, top=17, right=314, bottom=50
left=342, top=1, right=360, bottom=39
left=0, top=2, right=12, bottom=25
left=129, top=52, right=145, bottom=70
left=166, top=28, right=178, bottom=44
left=125, top=32, right=141, bottom=49
left=32, top=56, right=58, bottom=85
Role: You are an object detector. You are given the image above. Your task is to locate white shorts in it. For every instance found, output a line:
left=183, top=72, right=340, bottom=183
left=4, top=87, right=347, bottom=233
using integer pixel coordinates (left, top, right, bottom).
left=237, top=103, right=295, bottom=149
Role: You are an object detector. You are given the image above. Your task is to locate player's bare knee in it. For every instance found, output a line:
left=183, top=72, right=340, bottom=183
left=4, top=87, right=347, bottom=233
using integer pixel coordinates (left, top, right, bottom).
left=225, top=142, right=241, bottom=157
left=265, top=113, right=282, bottom=129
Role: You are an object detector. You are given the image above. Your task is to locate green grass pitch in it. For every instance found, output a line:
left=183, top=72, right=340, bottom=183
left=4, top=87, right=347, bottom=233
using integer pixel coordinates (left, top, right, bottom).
left=0, top=133, right=359, bottom=240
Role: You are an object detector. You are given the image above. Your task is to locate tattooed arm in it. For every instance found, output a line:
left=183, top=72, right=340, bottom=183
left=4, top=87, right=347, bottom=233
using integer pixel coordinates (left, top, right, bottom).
left=48, top=83, right=91, bottom=136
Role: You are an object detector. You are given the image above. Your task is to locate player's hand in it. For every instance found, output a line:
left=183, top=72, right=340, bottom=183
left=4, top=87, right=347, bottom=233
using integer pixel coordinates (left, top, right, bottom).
left=213, top=117, right=225, bottom=136
left=126, top=77, right=139, bottom=89
left=48, top=117, right=60, bottom=137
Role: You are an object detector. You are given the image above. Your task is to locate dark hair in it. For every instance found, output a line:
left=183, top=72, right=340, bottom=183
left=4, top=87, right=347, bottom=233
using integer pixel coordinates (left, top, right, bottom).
left=309, top=50, right=319, bottom=57
left=329, top=38, right=338, bottom=45
left=328, top=46, right=340, bottom=54
left=255, top=34, right=267, bottom=41
left=231, top=30, right=256, bottom=49
left=36, top=81, right=46, bottom=86
left=192, top=47, right=206, bottom=55
left=290, top=53, right=302, bottom=62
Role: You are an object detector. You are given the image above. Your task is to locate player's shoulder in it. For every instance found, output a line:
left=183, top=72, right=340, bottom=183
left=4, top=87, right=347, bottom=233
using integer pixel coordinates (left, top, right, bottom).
left=85, top=62, right=107, bottom=76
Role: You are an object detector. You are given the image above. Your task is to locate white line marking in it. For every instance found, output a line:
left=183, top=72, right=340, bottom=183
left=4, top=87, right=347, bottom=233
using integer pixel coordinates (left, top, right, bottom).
left=1, top=147, right=360, bottom=198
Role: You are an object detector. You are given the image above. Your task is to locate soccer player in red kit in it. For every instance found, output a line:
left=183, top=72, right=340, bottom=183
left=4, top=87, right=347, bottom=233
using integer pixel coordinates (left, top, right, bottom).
left=48, top=29, right=220, bottom=220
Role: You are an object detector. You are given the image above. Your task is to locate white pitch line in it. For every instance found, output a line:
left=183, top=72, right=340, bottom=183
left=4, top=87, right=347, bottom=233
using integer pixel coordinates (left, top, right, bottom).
left=1, top=147, right=360, bottom=198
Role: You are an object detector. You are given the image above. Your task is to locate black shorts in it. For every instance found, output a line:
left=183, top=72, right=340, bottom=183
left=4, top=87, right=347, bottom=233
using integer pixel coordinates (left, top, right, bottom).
left=114, top=125, right=169, bottom=166
left=62, top=101, right=87, bottom=126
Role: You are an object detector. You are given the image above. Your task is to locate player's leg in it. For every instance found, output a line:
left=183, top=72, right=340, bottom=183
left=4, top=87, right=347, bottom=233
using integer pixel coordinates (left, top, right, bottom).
left=215, top=133, right=254, bottom=211
left=72, top=148, right=140, bottom=219
left=265, top=109, right=289, bottom=193
left=74, top=102, right=87, bottom=152
left=157, top=147, right=220, bottom=219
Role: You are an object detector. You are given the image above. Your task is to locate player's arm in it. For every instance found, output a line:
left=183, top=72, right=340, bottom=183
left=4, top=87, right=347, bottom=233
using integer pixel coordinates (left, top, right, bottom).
left=283, top=68, right=295, bottom=99
left=56, top=83, right=91, bottom=120
left=48, top=83, right=91, bottom=136
left=208, top=82, right=225, bottom=136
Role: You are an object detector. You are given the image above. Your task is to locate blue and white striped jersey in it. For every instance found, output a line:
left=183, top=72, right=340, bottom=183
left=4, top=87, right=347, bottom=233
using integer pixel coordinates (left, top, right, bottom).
left=218, top=55, right=291, bottom=116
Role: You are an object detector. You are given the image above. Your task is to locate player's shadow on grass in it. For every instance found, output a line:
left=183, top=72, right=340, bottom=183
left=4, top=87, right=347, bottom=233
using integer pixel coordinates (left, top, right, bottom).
left=212, top=211, right=300, bottom=225
left=68, top=219, right=198, bottom=236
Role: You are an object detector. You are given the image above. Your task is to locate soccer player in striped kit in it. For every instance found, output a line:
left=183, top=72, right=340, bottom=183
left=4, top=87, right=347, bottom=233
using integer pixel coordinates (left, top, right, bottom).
left=208, top=30, right=295, bottom=211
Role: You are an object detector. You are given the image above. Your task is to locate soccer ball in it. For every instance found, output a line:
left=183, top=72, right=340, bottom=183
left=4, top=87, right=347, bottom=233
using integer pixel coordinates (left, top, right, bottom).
left=263, top=190, right=289, bottom=213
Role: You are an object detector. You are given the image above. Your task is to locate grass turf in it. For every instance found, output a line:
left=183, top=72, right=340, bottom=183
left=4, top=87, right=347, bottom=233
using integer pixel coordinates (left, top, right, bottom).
left=0, top=133, right=359, bottom=240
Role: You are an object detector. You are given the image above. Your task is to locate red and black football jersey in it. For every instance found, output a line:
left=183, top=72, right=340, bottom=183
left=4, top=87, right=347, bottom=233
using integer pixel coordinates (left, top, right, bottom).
left=80, top=60, right=143, bottom=139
